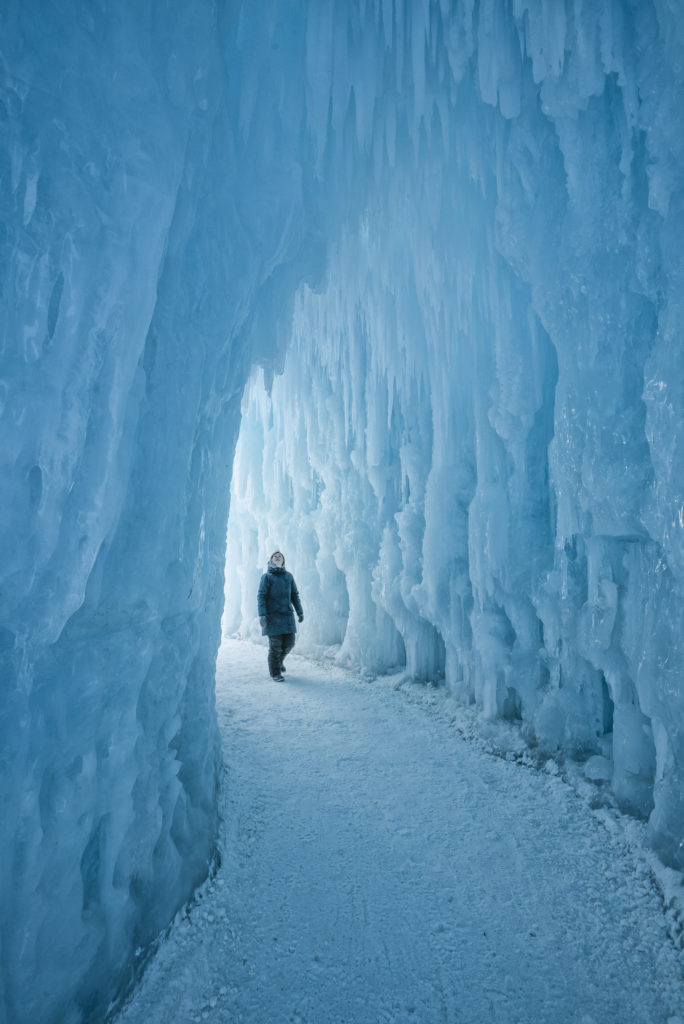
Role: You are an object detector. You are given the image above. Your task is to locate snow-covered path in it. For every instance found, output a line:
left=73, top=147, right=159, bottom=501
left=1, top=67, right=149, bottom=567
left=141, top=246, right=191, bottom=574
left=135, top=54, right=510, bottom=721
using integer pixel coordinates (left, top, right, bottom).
left=115, top=640, right=684, bottom=1024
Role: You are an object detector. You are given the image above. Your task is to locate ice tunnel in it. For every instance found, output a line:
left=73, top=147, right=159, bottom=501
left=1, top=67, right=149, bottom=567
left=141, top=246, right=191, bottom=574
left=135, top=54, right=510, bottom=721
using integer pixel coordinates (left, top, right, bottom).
left=2, top=1, right=684, bottom=1020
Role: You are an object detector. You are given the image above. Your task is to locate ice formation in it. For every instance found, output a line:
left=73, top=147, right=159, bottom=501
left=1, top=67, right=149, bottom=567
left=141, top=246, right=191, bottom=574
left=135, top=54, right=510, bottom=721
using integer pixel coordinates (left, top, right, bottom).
left=2, top=0, right=684, bottom=1020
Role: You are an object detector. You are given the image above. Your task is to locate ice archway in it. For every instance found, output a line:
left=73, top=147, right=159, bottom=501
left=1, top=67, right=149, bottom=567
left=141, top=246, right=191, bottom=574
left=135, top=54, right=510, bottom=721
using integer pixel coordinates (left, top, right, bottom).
left=2, top=1, right=684, bottom=1020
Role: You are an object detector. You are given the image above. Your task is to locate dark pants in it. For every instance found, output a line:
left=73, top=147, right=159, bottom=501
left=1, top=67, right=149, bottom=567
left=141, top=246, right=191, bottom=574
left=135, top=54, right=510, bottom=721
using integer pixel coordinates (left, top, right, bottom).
left=268, top=633, right=295, bottom=677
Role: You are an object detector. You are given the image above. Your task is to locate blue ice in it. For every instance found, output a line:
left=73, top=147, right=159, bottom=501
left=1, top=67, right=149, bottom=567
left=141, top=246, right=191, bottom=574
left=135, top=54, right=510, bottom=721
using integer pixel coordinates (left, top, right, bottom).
left=1, top=0, right=684, bottom=1019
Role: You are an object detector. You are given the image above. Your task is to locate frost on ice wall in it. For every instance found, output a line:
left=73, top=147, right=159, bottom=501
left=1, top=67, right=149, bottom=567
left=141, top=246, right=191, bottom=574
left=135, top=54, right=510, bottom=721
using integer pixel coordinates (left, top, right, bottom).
left=0, top=8, right=233, bottom=1023
left=225, top=0, right=684, bottom=875
left=2, top=0, right=684, bottom=1020
left=0, top=2, right=318, bottom=1020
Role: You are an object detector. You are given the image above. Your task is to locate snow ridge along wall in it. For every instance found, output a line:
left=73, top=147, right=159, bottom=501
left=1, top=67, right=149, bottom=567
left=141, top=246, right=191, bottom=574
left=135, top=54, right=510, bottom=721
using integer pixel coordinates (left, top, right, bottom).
left=2, top=0, right=684, bottom=1020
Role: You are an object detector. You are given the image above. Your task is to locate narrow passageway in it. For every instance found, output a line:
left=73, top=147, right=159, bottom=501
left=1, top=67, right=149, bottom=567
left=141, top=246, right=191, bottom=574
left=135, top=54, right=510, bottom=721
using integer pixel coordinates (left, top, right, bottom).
left=116, top=641, right=683, bottom=1024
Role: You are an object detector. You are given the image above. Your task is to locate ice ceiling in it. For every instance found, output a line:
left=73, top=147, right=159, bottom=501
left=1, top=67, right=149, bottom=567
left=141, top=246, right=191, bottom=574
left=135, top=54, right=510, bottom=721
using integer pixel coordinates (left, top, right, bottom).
left=2, top=1, right=684, bottom=1020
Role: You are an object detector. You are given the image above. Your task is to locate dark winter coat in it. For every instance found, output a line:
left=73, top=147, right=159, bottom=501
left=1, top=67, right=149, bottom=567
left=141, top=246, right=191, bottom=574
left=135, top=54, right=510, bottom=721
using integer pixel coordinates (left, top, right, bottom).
left=257, top=564, right=303, bottom=636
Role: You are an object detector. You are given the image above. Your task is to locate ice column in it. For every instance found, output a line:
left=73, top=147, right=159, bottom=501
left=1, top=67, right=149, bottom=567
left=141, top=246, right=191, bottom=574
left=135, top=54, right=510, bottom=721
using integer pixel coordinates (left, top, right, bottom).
left=225, top=0, right=684, bottom=872
left=1, top=2, right=320, bottom=1019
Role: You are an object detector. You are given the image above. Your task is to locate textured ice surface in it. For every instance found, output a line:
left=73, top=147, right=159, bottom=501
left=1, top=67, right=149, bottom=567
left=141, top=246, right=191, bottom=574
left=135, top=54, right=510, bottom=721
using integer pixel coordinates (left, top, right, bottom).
left=0, top=7, right=235, bottom=1023
left=0, top=2, right=317, bottom=1020
left=2, top=0, right=684, bottom=1020
left=224, top=0, right=684, bottom=872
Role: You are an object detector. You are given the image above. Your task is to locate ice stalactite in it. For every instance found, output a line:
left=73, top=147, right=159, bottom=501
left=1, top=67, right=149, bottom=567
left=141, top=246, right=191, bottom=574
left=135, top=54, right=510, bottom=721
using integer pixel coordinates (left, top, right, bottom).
left=225, top=0, right=684, bottom=876
left=1, top=2, right=320, bottom=1020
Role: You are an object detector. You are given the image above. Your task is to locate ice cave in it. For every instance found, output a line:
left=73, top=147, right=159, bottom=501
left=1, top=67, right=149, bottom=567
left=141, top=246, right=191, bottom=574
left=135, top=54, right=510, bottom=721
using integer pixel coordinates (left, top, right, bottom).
left=2, top=0, right=684, bottom=1021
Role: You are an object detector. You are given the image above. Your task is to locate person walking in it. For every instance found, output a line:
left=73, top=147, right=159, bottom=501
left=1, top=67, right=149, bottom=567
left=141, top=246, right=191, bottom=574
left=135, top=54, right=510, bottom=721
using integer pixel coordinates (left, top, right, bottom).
left=257, top=550, right=304, bottom=681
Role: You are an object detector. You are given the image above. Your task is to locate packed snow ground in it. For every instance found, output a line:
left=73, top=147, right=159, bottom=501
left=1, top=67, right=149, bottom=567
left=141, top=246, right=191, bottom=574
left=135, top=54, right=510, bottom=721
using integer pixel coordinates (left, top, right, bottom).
left=114, top=640, right=684, bottom=1024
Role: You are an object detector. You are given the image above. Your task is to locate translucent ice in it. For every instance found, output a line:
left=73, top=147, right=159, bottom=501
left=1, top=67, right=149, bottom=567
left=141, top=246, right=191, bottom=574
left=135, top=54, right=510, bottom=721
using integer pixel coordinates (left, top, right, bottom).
left=224, top=0, right=684, bottom=878
left=1, top=2, right=317, bottom=1018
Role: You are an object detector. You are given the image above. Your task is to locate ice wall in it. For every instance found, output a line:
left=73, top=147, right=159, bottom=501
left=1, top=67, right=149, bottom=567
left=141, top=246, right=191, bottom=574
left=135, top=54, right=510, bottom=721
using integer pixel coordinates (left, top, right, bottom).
left=0, top=7, right=226, bottom=1022
left=0, top=2, right=320, bottom=1020
left=225, top=0, right=684, bottom=878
